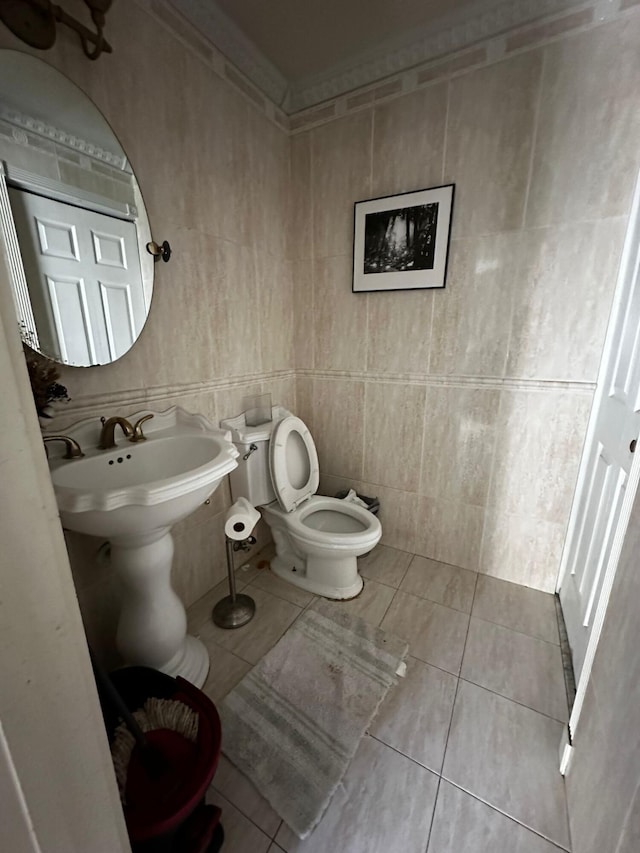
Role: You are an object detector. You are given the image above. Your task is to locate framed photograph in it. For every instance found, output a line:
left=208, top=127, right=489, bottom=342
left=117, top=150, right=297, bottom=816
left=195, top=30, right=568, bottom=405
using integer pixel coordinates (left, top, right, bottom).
left=352, top=184, right=455, bottom=293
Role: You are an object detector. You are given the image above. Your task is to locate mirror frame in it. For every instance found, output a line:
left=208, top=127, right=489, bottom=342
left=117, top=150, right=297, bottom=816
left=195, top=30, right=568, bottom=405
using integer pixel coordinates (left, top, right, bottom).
left=0, top=50, right=155, bottom=368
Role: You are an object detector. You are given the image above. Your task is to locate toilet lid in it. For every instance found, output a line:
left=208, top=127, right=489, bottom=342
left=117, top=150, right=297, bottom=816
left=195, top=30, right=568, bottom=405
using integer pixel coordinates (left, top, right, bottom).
left=269, top=415, right=319, bottom=513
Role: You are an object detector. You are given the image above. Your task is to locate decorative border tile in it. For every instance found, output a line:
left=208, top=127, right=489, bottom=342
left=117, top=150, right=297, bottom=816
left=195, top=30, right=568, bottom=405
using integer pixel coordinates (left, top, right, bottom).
left=53, top=369, right=296, bottom=421
left=288, top=1, right=627, bottom=133
left=286, top=0, right=588, bottom=111
left=297, top=368, right=595, bottom=395
left=505, top=7, right=594, bottom=52
left=141, top=0, right=638, bottom=136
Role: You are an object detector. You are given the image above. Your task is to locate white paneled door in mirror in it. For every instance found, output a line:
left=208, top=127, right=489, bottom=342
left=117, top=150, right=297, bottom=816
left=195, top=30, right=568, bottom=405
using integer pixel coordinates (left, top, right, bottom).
left=0, top=49, right=154, bottom=367
left=9, top=188, right=145, bottom=366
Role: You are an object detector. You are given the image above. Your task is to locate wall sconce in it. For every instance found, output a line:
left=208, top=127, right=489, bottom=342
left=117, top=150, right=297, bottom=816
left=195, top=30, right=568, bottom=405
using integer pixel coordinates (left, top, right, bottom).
left=0, top=1, right=113, bottom=60
left=146, top=240, right=172, bottom=263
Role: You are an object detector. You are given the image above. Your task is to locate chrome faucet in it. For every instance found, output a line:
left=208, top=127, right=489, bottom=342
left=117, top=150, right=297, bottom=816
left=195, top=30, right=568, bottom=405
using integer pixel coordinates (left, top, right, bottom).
left=98, top=416, right=134, bottom=449
left=43, top=435, right=84, bottom=459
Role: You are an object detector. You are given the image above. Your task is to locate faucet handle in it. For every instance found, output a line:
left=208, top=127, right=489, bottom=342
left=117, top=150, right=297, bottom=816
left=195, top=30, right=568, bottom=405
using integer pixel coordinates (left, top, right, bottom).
left=43, top=435, right=84, bottom=459
left=131, top=413, right=154, bottom=443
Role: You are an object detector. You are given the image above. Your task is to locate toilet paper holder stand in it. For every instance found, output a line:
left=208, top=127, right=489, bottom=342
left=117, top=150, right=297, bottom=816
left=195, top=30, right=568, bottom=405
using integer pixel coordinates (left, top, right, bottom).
left=212, top=534, right=257, bottom=629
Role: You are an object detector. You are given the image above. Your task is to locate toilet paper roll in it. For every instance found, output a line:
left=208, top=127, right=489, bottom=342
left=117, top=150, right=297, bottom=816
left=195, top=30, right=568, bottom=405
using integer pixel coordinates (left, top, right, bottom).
left=224, top=497, right=261, bottom=541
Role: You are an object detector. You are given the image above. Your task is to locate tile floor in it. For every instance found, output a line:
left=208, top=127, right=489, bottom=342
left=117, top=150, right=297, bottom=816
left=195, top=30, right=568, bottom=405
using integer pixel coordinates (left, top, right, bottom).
left=189, top=543, right=572, bottom=853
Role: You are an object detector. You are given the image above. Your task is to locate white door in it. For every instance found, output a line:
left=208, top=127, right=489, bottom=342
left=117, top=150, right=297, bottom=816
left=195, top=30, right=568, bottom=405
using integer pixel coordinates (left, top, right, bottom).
left=558, top=177, right=640, bottom=684
left=8, top=188, right=145, bottom=366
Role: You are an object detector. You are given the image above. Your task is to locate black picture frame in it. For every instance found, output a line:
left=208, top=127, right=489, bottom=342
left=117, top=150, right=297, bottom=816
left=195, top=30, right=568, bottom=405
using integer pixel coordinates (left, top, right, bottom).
left=352, top=183, right=455, bottom=293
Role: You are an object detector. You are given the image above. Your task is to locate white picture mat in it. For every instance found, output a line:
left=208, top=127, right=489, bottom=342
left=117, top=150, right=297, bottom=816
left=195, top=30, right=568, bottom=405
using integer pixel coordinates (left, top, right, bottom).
left=353, top=184, right=454, bottom=292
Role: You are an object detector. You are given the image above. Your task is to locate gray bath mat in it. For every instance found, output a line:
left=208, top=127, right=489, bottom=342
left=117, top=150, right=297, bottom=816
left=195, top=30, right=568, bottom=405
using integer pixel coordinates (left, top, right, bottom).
left=219, top=602, right=408, bottom=839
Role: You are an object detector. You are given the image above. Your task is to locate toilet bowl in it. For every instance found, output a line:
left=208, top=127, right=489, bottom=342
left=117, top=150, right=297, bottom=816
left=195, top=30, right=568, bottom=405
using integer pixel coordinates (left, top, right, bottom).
left=221, top=408, right=382, bottom=600
left=263, top=494, right=381, bottom=599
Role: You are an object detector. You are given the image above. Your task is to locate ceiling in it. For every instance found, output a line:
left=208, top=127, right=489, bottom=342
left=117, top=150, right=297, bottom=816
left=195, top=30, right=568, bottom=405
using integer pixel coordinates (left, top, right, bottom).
left=213, top=0, right=482, bottom=81
left=170, top=0, right=583, bottom=112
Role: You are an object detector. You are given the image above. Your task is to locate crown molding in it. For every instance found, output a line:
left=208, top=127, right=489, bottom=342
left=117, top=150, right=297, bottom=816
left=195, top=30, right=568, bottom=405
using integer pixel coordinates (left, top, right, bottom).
left=168, top=0, right=289, bottom=106
left=169, top=0, right=590, bottom=114
left=0, top=105, right=128, bottom=170
left=286, top=0, right=587, bottom=111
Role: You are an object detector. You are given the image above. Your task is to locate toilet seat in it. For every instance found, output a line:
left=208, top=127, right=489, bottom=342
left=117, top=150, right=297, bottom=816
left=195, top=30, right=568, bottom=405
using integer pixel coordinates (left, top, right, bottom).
left=269, top=416, right=380, bottom=548
left=287, top=495, right=381, bottom=551
left=270, top=416, right=320, bottom=512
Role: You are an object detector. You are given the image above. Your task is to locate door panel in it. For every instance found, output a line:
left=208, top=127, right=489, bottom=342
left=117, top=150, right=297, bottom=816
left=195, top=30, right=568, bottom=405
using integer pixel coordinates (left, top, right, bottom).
left=46, top=274, right=96, bottom=365
left=8, top=187, right=144, bottom=366
left=92, top=230, right=128, bottom=268
left=559, top=178, right=640, bottom=686
left=99, top=280, right=136, bottom=361
left=582, top=471, right=626, bottom=626
left=36, top=217, right=79, bottom=260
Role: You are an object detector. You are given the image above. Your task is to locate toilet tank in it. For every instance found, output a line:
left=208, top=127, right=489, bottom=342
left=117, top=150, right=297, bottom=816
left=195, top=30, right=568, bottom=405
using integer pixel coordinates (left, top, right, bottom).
left=220, top=406, right=292, bottom=507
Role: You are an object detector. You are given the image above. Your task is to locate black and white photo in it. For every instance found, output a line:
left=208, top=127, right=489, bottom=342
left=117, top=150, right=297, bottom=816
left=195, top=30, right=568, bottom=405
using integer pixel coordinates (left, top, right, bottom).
left=353, top=184, right=454, bottom=292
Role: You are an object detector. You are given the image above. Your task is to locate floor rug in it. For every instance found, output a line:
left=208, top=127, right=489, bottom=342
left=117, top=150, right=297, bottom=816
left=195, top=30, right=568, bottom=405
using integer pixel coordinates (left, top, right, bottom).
left=218, top=602, right=408, bottom=838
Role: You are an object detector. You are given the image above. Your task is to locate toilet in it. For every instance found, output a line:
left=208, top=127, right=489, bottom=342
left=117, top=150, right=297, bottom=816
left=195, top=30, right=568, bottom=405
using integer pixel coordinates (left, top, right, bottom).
left=221, top=407, right=381, bottom=600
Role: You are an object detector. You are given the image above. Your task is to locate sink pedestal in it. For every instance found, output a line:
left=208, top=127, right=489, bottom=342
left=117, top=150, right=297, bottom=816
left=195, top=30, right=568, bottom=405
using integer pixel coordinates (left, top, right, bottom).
left=48, top=407, right=239, bottom=687
left=111, top=528, right=210, bottom=687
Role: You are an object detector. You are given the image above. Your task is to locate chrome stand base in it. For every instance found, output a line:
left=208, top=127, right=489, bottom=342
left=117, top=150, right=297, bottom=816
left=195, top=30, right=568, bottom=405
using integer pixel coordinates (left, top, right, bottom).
left=212, top=535, right=257, bottom=629
left=212, top=593, right=256, bottom=629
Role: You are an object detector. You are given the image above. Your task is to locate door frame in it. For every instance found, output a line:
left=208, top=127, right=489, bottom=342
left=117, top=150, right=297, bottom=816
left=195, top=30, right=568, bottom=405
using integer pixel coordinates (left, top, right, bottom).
left=557, top=168, right=640, bottom=760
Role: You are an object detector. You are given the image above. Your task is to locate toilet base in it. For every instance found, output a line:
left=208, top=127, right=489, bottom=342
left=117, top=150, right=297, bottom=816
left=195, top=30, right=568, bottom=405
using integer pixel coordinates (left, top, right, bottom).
left=270, top=553, right=364, bottom=600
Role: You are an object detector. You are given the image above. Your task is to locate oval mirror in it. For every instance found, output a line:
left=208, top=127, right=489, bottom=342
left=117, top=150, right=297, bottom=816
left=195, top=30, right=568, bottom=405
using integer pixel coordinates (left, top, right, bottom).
left=0, top=50, right=154, bottom=367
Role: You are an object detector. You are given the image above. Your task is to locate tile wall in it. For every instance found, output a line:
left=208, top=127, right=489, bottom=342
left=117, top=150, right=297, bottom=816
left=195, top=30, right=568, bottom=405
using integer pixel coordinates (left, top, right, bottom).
left=3, top=1, right=640, bottom=665
left=0, top=3, right=295, bottom=664
left=292, top=11, right=640, bottom=591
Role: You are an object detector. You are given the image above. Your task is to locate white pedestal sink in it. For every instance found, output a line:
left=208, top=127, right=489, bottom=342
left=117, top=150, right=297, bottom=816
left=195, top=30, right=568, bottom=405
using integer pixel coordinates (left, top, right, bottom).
left=48, top=407, right=239, bottom=687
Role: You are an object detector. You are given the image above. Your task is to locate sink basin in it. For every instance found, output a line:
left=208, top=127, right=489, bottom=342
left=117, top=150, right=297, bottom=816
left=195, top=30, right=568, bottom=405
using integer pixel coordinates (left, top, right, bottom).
left=47, top=407, right=239, bottom=687
left=50, top=409, right=239, bottom=538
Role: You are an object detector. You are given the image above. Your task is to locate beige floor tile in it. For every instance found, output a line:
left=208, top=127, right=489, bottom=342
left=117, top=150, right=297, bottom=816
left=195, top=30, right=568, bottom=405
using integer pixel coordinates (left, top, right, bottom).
left=381, top=590, right=469, bottom=674
left=312, top=578, right=396, bottom=627
left=358, top=544, right=412, bottom=588
left=249, top=569, right=316, bottom=607
left=461, top=618, right=568, bottom=721
left=213, top=755, right=281, bottom=837
left=248, top=541, right=276, bottom=566
left=196, top=546, right=574, bottom=853
left=400, top=556, right=477, bottom=613
left=199, top=587, right=302, bottom=664
left=428, top=781, right=565, bottom=853
left=370, top=657, right=457, bottom=773
left=275, top=735, right=438, bottom=852
left=472, top=575, right=559, bottom=644
left=201, top=642, right=252, bottom=704
left=206, top=789, right=271, bottom=853
left=234, top=561, right=264, bottom=585
left=188, top=568, right=259, bottom=633
left=442, top=681, right=569, bottom=849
